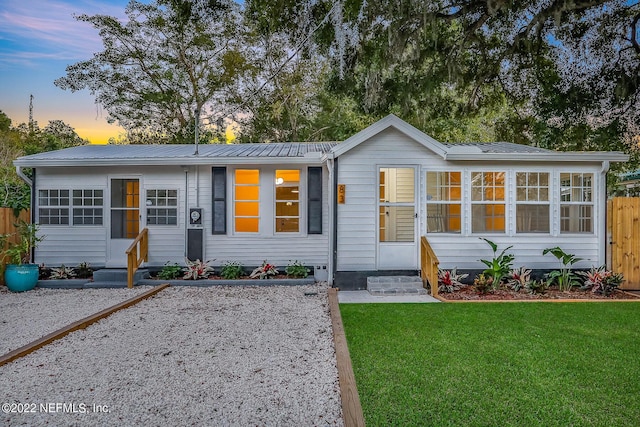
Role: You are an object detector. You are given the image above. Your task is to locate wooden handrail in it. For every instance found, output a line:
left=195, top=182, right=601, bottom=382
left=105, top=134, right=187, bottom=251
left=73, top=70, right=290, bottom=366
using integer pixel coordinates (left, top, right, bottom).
left=420, top=236, right=440, bottom=297
left=125, top=228, right=148, bottom=288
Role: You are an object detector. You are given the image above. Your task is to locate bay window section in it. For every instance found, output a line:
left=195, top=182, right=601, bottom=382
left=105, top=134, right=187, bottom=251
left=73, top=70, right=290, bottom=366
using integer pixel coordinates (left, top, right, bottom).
left=275, top=170, right=300, bottom=233
left=516, top=172, right=549, bottom=233
left=560, top=172, right=593, bottom=233
left=471, top=172, right=505, bottom=233
left=425, top=171, right=461, bottom=233
left=234, top=169, right=260, bottom=233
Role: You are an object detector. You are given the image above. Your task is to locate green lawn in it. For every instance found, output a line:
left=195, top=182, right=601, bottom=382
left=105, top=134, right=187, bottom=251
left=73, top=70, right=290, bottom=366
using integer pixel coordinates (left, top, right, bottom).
left=340, top=302, right=640, bottom=427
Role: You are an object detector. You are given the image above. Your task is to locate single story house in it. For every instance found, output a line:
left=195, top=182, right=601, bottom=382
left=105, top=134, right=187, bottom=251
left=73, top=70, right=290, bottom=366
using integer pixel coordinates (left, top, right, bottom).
left=14, top=115, right=628, bottom=289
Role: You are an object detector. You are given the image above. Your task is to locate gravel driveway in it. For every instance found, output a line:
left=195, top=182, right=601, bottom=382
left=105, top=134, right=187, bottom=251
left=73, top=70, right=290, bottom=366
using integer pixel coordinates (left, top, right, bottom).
left=0, top=284, right=343, bottom=426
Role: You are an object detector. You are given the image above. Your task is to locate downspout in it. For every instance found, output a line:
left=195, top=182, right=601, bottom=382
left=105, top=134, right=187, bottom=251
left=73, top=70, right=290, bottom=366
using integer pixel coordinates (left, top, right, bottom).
left=326, top=156, right=334, bottom=286
left=16, top=166, right=36, bottom=261
left=15, top=166, right=32, bottom=187
left=330, top=155, right=339, bottom=287
left=601, top=161, right=610, bottom=269
left=183, top=167, right=189, bottom=258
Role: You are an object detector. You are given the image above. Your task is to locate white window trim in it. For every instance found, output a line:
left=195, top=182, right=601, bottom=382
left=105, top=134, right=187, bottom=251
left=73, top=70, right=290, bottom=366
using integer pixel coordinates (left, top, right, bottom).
left=145, top=188, right=180, bottom=227
left=230, top=167, right=308, bottom=237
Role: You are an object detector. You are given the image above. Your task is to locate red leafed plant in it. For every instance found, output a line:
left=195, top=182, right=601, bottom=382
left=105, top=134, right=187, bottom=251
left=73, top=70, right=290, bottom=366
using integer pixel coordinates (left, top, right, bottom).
left=438, top=268, right=469, bottom=293
left=250, top=260, right=279, bottom=279
left=183, top=258, right=215, bottom=280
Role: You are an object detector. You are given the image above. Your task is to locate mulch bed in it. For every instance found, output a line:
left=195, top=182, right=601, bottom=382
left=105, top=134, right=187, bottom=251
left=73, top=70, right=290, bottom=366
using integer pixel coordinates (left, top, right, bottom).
left=440, top=286, right=640, bottom=301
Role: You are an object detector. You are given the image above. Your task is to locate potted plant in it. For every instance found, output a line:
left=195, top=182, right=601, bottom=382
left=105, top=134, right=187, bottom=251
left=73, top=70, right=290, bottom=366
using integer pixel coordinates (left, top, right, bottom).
left=1, top=221, right=45, bottom=292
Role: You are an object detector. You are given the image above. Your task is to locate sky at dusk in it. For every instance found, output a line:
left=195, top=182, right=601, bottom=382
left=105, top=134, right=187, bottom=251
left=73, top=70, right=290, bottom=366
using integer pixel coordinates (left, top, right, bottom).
left=0, top=0, right=131, bottom=144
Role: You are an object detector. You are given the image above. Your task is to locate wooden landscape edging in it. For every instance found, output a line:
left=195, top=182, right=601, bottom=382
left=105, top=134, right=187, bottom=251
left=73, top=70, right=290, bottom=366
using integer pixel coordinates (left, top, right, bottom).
left=328, top=288, right=366, bottom=427
left=0, top=284, right=170, bottom=367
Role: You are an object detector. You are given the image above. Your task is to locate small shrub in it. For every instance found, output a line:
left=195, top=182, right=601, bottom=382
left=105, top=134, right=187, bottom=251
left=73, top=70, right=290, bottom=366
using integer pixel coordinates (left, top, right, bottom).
left=506, top=267, right=532, bottom=292
left=183, top=259, right=214, bottom=280
left=38, top=264, right=52, bottom=280
left=525, top=279, right=549, bottom=295
left=250, top=260, right=279, bottom=279
left=75, top=262, right=93, bottom=279
left=578, top=266, right=624, bottom=297
left=221, top=261, right=244, bottom=280
left=285, top=260, right=309, bottom=278
left=49, top=264, right=76, bottom=279
left=438, top=268, right=469, bottom=293
left=473, top=273, right=494, bottom=294
left=479, top=238, right=514, bottom=289
left=158, top=262, right=182, bottom=280
left=543, top=247, right=582, bottom=291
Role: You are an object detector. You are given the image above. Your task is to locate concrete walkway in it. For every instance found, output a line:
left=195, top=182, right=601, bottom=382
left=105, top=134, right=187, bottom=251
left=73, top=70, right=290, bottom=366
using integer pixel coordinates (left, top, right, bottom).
left=338, top=290, right=440, bottom=303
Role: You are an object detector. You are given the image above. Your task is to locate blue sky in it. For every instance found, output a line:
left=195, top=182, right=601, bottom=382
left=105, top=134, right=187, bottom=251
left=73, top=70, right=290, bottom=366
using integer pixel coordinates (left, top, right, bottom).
left=0, top=0, right=130, bottom=143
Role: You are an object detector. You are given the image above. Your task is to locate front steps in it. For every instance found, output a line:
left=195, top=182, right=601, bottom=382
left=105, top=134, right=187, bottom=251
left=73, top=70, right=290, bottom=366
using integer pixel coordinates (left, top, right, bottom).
left=88, top=268, right=149, bottom=288
left=366, top=276, right=427, bottom=296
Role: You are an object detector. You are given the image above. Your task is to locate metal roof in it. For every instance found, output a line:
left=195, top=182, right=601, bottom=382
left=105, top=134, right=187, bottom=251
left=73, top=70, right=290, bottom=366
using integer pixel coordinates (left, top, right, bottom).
left=443, top=142, right=554, bottom=154
left=14, top=142, right=339, bottom=167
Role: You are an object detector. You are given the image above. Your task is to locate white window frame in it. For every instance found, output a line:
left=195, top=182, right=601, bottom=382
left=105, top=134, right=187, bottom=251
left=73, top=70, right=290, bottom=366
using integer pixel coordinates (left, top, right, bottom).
left=559, top=172, right=594, bottom=234
left=470, top=171, right=507, bottom=234
left=145, top=189, right=179, bottom=226
left=274, top=169, right=302, bottom=234
left=515, top=172, right=550, bottom=234
left=425, top=171, right=462, bottom=234
left=38, top=189, right=70, bottom=225
left=72, top=189, right=104, bottom=226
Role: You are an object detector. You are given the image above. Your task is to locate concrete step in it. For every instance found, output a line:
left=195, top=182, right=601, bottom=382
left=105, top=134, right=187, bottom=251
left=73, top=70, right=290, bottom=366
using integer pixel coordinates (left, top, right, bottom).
left=366, top=276, right=427, bottom=296
left=91, top=268, right=149, bottom=287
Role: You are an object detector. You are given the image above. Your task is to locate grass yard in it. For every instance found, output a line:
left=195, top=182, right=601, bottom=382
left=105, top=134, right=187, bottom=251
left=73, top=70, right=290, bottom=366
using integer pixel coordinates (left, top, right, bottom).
left=340, top=302, right=640, bottom=427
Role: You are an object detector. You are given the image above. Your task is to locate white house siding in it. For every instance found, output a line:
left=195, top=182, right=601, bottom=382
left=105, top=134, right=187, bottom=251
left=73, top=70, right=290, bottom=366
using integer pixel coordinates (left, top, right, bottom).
left=193, top=164, right=330, bottom=268
left=34, top=166, right=187, bottom=267
left=336, top=128, right=606, bottom=272
left=425, top=162, right=605, bottom=270
left=337, top=128, right=444, bottom=270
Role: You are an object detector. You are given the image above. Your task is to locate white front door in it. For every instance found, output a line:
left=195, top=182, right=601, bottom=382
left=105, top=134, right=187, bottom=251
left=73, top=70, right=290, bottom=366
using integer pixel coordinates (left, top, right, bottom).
left=107, top=178, right=141, bottom=267
left=377, top=167, right=418, bottom=269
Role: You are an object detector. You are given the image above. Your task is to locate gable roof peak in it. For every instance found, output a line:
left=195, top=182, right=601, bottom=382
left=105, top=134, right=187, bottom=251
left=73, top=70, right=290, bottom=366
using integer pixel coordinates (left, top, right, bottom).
left=331, top=115, right=448, bottom=158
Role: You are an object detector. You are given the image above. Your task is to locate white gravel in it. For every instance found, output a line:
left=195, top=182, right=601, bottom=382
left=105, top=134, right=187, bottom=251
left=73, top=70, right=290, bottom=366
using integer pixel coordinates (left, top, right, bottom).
left=0, top=286, right=153, bottom=354
left=0, top=284, right=343, bottom=426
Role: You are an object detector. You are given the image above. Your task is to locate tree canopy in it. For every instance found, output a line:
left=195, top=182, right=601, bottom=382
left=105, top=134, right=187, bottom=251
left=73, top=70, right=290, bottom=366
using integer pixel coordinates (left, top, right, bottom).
left=0, top=111, right=87, bottom=213
left=55, top=0, right=250, bottom=143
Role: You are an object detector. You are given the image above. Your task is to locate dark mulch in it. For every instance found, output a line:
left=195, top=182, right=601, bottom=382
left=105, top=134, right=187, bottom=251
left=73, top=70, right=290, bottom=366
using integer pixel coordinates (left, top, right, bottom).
left=441, top=286, right=640, bottom=301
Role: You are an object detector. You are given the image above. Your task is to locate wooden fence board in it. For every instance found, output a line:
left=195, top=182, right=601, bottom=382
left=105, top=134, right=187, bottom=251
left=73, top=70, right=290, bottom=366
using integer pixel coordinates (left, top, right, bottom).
left=1, top=208, right=31, bottom=284
left=609, top=198, right=640, bottom=290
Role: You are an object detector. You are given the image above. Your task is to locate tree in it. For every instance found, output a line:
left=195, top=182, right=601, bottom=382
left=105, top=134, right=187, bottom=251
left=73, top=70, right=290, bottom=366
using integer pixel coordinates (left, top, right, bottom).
left=0, top=112, right=87, bottom=214
left=55, top=0, right=250, bottom=143
left=244, top=0, right=639, bottom=150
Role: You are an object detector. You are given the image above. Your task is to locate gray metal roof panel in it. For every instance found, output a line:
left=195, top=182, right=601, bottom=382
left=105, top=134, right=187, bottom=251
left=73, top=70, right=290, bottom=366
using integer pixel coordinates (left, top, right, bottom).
left=15, top=142, right=339, bottom=163
left=443, top=142, right=555, bottom=154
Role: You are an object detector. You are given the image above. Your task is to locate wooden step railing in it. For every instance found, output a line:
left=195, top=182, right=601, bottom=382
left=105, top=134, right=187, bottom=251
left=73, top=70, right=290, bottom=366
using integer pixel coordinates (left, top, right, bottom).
left=126, top=228, right=148, bottom=288
left=420, top=236, right=439, bottom=297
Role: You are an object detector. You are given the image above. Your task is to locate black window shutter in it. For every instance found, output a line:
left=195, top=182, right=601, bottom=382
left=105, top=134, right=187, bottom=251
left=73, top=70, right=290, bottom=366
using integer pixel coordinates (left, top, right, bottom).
left=212, top=167, right=226, bottom=234
left=308, top=167, right=323, bottom=234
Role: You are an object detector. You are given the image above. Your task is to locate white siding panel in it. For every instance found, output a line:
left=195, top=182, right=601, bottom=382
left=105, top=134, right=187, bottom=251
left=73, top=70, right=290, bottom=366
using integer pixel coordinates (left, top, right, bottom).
left=337, top=128, right=440, bottom=270
left=427, top=235, right=600, bottom=270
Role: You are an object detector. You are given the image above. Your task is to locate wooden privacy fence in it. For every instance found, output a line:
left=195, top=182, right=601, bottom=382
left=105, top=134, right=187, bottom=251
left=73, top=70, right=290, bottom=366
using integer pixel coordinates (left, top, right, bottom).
left=608, top=197, right=640, bottom=290
left=0, top=208, right=31, bottom=284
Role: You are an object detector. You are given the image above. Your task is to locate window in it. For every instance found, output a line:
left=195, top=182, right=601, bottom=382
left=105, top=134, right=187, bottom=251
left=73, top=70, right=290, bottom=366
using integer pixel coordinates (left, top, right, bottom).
left=425, top=172, right=461, bottom=233
left=234, top=169, right=260, bottom=232
left=38, top=190, right=70, bottom=225
left=379, top=167, right=415, bottom=242
left=275, top=170, right=300, bottom=232
left=72, top=190, right=103, bottom=225
left=471, top=172, right=505, bottom=233
left=146, top=189, right=178, bottom=225
left=516, top=172, right=549, bottom=233
left=560, top=172, right=593, bottom=233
